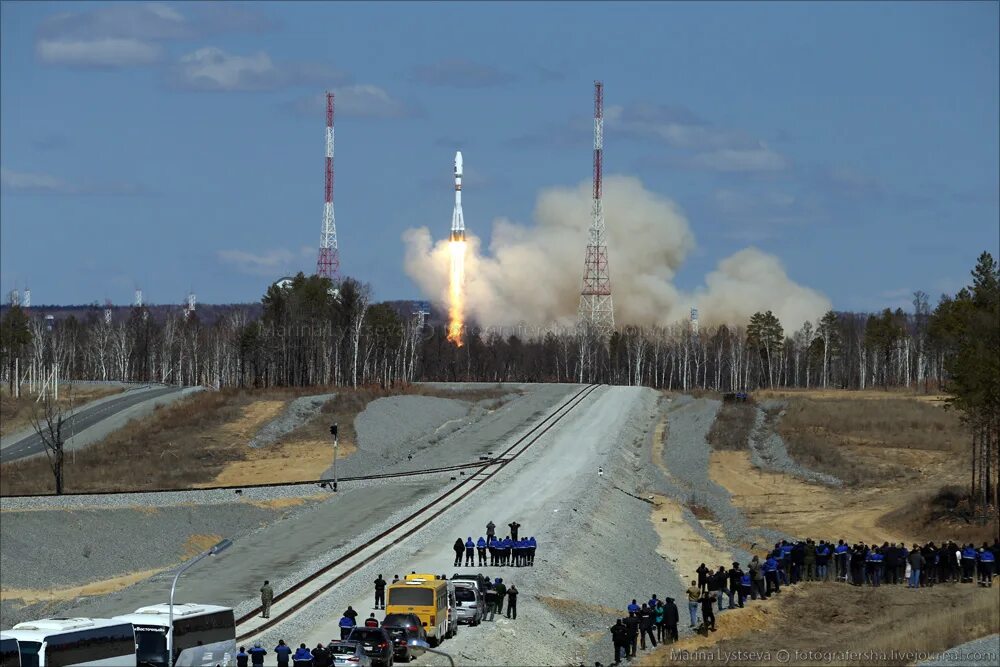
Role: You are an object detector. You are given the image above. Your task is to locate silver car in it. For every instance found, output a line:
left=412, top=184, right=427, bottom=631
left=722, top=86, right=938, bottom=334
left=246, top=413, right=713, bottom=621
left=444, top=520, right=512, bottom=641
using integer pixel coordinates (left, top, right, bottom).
left=453, top=583, right=483, bottom=626
left=328, top=640, right=373, bottom=667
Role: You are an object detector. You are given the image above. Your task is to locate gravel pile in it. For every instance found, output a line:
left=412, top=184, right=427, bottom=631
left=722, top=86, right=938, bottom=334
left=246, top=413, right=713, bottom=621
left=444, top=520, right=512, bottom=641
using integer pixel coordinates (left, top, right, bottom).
left=0, top=503, right=299, bottom=590
left=918, top=634, right=1000, bottom=666
left=353, top=395, right=470, bottom=456
left=657, top=397, right=786, bottom=559
left=249, top=393, right=336, bottom=448
left=749, top=401, right=842, bottom=487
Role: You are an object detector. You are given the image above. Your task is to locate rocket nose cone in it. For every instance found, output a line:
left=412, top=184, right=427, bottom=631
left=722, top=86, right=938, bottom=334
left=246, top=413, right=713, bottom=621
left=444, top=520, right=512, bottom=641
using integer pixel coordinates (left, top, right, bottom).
left=455, top=151, right=463, bottom=175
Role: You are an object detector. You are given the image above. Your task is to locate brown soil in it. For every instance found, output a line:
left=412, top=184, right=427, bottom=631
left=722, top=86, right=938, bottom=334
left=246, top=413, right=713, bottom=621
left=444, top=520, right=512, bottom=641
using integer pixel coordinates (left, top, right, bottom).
left=1, top=567, right=166, bottom=603
left=0, top=385, right=124, bottom=437
left=638, top=582, right=1000, bottom=666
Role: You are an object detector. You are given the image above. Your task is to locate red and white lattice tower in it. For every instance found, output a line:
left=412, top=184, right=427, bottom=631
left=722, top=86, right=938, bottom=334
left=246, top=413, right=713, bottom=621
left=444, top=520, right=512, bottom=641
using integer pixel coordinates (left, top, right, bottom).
left=577, top=81, right=615, bottom=339
left=316, top=91, right=340, bottom=281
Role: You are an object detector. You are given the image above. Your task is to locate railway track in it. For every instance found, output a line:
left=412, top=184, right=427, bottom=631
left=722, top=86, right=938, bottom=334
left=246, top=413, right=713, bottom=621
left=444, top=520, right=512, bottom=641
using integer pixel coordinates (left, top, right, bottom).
left=233, top=383, right=602, bottom=642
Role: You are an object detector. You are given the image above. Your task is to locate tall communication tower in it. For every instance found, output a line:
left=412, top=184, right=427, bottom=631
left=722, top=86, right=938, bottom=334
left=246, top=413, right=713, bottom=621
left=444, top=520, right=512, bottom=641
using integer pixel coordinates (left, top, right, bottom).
left=577, top=81, right=615, bottom=339
left=184, top=292, right=196, bottom=320
left=23, top=288, right=30, bottom=309
left=135, top=288, right=143, bottom=308
left=690, top=307, right=699, bottom=338
left=8, top=288, right=19, bottom=308
left=316, top=91, right=340, bottom=281
left=104, top=299, right=113, bottom=324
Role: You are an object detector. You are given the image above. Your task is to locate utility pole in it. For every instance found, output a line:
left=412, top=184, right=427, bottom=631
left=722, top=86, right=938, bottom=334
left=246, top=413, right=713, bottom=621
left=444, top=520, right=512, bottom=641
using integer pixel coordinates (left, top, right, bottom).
left=330, top=423, right=339, bottom=492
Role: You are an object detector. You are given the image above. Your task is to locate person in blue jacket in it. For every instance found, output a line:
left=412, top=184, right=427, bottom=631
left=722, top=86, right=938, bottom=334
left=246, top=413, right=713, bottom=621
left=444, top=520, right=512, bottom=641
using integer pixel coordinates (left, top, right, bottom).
left=338, top=613, right=356, bottom=639
left=501, top=536, right=513, bottom=566
left=978, top=543, right=995, bottom=586
left=235, top=646, right=249, bottom=667
left=248, top=642, right=267, bottom=667
left=834, top=541, right=850, bottom=581
left=627, top=599, right=640, bottom=614
left=274, top=639, right=292, bottom=667
left=488, top=536, right=499, bottom=566
left=528, top=536, right=537, bottom=566
left=476, top=536, right=487, bottom=566
left=961, top=544, right=978, bottom=582
left=464, top=537, right=475, bottom=566
left=292, top=643, right=313, bottom=666
left=763, top=554, right=780, bottom=596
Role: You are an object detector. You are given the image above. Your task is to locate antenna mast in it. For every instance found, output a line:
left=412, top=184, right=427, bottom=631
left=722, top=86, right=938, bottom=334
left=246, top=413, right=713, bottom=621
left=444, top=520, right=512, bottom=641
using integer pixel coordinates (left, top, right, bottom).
left=316, top=91, right=340, bottom=281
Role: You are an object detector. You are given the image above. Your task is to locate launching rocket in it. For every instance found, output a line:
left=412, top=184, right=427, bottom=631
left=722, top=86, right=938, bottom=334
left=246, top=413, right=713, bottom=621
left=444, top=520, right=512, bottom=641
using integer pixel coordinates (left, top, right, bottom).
left=450, top=151, right=465, bottom=242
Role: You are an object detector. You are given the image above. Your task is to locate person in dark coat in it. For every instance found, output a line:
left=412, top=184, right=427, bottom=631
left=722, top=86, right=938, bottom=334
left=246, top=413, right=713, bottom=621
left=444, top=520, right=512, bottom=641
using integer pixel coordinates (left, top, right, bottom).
left=235, top=647, right=249, bottom=667
left=638, top=603, right=657, bottom=650
left=696, top=563, right=710, bottom=592
left=663, top=597, right=680, bottom=642
left=624, top=612, right=640, bottom=658
left=610, top=618, right=628, bottom=664
left=453, top=538, right=465, bottom=567
left=260, top=581, right=274, bottom=619
left=506, top=584, right=519, bottom=619
left=508, top=521, right=521, bottom=540
left=373, top=574, right=387, bottom=610
left=699, top=591, right=716, bottom=633
left=311, top=644, right=330, bottom=667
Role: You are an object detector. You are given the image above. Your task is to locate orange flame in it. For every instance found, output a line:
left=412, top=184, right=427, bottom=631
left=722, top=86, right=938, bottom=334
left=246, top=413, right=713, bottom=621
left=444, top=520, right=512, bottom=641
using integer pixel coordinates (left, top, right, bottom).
left=447, top=240, right=466, bottom=347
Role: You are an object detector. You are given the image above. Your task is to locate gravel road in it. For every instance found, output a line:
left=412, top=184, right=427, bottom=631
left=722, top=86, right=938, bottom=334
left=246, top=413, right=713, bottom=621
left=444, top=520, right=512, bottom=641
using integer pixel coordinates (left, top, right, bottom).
left=918, top=634, right=1000, bottom=666
left=249, top=393, right=337, bottom=448
left=749, top=400, right=842, bottom=487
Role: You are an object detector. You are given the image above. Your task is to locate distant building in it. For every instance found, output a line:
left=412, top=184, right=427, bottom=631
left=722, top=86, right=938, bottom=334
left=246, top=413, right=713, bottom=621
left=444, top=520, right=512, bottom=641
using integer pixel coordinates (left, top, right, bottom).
left=273, top=276, right=295, bottom=290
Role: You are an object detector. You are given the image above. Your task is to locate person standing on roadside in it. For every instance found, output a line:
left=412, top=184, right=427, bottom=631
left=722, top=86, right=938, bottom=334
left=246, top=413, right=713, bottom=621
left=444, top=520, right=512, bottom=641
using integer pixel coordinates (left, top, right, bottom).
left=373, top=574, right=386, bottom=610
left=453, top=538, right=465, bottom=567
left=610, top=618, right=628, bottom=664
left=235, top=647, right=249, bottom=667
left=292, top=643, right=312, bottom=667
left=484, top=583, right=498, bottom=620
left=273, top=640, right=292, bottom=667
left=464, top=537, right=475, bottom=566
left=908, top=544, right=925, bottom=588
left=493, top=578, right=506, bottom=616
left=727, top=563, right=743, bottom=608
left=749, top=556, right=766, bottom=600
left=508, top=521, right=521, bottom=541
left=686, top=580, right=700, bottom=627
left=978, top=543, right=995, bottom=585
left=696, top=563, right=709, bottom=593
left=528, top=536, right=537, bottom=566
left=624, top=612, right=640, bottom=659
left=638, top=603, right=657, bottom=650
left=311, top=644, right=330, bottom=667
left=477, top=536, right=488, bottom=566
left=699, top=590, right=717, bottom=633
left=654, top=600, right=666, bottom=643
left=506, top=584, right=519, bottom=619
left=486, top=520, right=496, bottom=542
left=260, top=581, right=274, bottom=619
left=663, top=597, right=679, bottom=642
left=488, top=535, right=498, bottom=566
left=248, top=642, right=267, bottom=667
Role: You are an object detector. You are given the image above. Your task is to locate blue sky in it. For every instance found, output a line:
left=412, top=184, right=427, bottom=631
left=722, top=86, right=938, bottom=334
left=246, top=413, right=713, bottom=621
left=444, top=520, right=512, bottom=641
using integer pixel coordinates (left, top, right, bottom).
left=1, top=1, right=997, bottom=313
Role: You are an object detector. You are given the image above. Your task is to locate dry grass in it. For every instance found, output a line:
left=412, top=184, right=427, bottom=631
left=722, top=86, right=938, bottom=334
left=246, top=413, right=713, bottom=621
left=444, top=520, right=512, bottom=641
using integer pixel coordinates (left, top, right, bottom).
left=881, top=485, right=998, bottom=545
left=0, top=567, right=167, bottom=603
left=707, top=401, right=756, bottom=451
left=0, top=385, right=123, bottom=437
left=775, top=396, right=967, bottom=487
left=638, top=581, right=999, bottom=666
left=0, top=383, right=518, bottom=495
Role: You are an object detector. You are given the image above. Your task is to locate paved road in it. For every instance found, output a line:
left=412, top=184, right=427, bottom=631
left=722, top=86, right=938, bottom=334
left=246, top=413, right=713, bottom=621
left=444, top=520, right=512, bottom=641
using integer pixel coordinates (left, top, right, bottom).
left=0, top=386, right=183, bottom=464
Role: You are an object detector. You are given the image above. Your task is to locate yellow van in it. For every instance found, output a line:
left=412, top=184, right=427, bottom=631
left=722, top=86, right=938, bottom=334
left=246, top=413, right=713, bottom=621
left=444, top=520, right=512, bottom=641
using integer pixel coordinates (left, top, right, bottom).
left=386, top=574, right=451, bottom=645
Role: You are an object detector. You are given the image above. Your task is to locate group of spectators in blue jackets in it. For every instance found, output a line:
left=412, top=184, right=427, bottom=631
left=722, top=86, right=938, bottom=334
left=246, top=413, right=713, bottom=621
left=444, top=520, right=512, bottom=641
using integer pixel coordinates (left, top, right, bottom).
left=235, top=640, right=318, bottom=667
left=453, top=534, right=537, bottom=567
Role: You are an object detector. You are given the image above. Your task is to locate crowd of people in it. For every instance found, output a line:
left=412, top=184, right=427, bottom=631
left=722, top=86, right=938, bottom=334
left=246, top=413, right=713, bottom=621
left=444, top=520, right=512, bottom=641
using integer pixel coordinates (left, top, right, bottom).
left=452, top=520, right=537, bottom=567
left=607, top=537, right=999, bottom=664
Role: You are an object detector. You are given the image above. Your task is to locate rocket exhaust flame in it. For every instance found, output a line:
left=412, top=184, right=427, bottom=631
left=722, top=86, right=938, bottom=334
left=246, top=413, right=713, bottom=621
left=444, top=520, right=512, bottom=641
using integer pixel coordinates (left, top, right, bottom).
left=447, top=150, right=466, bottom=346
left=447, top=240, right=466, bottom=346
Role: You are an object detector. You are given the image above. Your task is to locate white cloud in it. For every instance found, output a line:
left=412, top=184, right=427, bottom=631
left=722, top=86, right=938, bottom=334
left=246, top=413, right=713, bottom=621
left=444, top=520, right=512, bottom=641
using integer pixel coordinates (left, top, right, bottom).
left=691, top=143, right=788, bottom=172
left=1, top=167, right=145, bottom=196
left=217, top=248, right=312, bottom=277
left=173, top=47, right=345, bottom=92
left=37, top=37, right=163, bottom=67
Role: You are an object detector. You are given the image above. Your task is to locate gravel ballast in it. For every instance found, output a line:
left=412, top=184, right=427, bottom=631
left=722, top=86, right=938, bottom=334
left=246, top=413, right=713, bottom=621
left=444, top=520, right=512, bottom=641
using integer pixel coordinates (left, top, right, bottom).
left=918, top=634, right=1000, bottom=666
left=249, top=393, right=336, bottom=448
left=353, top=395, right=470, bottom=456
left=749, top=400, right=842, bottom=487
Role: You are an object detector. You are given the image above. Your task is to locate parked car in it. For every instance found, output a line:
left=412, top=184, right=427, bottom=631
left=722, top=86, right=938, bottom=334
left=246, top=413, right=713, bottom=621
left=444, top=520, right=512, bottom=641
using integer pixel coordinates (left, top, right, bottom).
left=453, top=582, right=483, bottom=626
left=328, top=640, right=373, bottom=667
left=345, top=627, right=394, bottom=667
left=382, top=613, right=426, bottom=662
left=451, top=573, right=491, bottom=597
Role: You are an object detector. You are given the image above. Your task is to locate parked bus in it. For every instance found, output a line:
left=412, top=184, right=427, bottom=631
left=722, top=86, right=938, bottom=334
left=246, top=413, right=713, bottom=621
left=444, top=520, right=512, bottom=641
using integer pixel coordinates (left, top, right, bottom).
left=6, top=618, right=137, bottom=667
left=386, top=574, right=454, bottom=646
left=1, top=633, right=21, bottom=667
left=113, top=603, right=235, bottom=667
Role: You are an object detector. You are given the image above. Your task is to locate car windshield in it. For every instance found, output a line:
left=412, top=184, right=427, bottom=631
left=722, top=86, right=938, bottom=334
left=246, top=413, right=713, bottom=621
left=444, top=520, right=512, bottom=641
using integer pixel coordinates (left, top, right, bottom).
left=382, top=614, right=416, bottom=627
left=455, top=588, right=476, bottom=601
left=348, top=629, right=382, bottom=642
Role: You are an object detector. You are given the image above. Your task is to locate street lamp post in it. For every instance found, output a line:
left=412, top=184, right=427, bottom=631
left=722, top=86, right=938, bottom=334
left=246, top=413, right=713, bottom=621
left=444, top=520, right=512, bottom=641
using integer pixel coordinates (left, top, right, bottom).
left=330, top=423, right=339, bottom=492
left=166, top=538, right=232, bottom=665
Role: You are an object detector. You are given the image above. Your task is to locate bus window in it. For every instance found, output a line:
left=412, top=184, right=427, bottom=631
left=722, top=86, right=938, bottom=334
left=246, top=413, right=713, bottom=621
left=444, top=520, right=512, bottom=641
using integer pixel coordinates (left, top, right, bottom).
left=46, top=625, right=135, bottom=667
left=134, top=627, right=168, bottom=667
left=15, top=642, right=40, bottom=667
left=1, top=638, right=22, bottom=667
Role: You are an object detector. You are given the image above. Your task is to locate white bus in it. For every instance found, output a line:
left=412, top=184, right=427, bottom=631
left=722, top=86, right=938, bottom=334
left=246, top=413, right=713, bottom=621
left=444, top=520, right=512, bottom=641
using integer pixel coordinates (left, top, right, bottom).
left=6, top=618, right=137, bottom=667
left=113, top=603, right=235, bottom=667
left=1, top=633, right=21, bottom=667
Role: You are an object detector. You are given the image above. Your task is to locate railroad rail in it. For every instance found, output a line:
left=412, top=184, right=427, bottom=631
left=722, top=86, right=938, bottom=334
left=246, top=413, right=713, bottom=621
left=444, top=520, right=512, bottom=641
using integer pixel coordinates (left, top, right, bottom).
left=233, top=383, right=602, bottom=642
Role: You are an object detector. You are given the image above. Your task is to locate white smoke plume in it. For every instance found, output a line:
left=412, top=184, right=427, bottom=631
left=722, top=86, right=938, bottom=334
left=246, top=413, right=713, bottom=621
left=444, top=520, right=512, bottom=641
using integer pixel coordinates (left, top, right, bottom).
left=403, top=175, right=830, bottom=332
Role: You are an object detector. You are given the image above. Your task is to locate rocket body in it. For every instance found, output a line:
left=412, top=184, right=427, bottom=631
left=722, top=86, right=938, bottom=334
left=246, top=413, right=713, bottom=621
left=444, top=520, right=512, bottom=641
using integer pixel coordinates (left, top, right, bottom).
left=450, top=151, right=465, bottom=242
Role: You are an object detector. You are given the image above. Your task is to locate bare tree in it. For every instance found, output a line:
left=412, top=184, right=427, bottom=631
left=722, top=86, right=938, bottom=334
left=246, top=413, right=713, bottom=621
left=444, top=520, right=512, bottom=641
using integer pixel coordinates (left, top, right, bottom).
left=30, top=389, right=69, bottom=494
